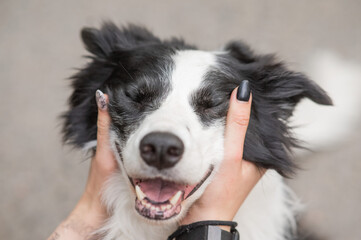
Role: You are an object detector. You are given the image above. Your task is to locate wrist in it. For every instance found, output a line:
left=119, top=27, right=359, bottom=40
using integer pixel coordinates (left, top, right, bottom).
left=47, top=214, right=97, bottom=240
left=71, top=192, right=107, bottom=227
left=47, top=190, right=106, bottom=240
left=181, top=208, right=234, bottom=227
left=169, top=221, right=238, bottom=240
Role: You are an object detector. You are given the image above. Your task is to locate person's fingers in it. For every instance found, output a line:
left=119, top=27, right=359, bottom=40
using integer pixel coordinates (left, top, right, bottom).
left=95, top=90, right=112, bottom=158
left=240, top=159, right=265, bottom=181
left=224, top=80, right=252, bottom=163
left=85, top=90, right=116, bottom=195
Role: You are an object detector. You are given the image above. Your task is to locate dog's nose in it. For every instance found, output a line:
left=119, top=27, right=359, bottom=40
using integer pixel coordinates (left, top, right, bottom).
left=139, top=132, right=184, bottom=170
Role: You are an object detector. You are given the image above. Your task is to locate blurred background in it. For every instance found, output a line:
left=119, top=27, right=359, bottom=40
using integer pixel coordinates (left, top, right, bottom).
left=0, top=0, right=360, bottom=239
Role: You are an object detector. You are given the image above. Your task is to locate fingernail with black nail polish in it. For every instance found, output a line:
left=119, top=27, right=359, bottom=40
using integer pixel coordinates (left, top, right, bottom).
left=237, top=80, right=250, bottom=101
left=95, top=89, right=107, bottom=110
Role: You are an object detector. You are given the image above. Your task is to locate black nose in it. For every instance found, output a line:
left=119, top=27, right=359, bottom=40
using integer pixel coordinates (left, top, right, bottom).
left=139, top=132, right=184, bottom=170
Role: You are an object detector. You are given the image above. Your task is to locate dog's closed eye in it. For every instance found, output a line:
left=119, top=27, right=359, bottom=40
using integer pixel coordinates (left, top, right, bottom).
left=124, top=89, right=147, bottom=104
left=190, top=88, right=229, bottom=125
left=193, top=89, right=225, bottom=111
left=122, top=84, right=162, bottom=109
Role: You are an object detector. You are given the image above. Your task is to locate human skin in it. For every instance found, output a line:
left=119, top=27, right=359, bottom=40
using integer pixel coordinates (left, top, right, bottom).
left=47, top=86, right=264, bottom=240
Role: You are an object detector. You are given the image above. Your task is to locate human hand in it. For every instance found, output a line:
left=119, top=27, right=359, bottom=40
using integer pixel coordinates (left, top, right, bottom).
left=48, top=90, right=117, bottom=240
left=181, top=81, right=265, bottom=227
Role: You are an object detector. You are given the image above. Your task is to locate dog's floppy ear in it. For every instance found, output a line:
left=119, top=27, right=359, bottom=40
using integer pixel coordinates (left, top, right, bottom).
left=225, top=40, right=332, bottom=177
left=81, top=22, right=160, bottom=58
left=225, top=40, right=332, bottom=111
left=81, top=27, right=110, bottom=58
left=225, top=40, right=332, bottom=107
left=224, top=41, right=257, bottom=63
left=63, top=23, right=161, bottom=149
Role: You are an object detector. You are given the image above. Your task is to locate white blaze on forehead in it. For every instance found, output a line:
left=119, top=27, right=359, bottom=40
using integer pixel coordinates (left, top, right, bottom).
left=171, top=50, right=217, bottom=96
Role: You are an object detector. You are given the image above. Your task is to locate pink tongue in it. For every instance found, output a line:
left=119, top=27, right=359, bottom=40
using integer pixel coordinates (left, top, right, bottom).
left=137, top=178, right=186, bottom=203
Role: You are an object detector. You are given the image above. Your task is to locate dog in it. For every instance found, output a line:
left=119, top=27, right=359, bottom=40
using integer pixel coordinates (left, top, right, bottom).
left=62, top=22, right=332, bottom=240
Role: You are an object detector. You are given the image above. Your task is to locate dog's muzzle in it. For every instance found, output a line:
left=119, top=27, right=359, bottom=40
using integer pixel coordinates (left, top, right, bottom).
left=116, top=131, right=214, bottom=221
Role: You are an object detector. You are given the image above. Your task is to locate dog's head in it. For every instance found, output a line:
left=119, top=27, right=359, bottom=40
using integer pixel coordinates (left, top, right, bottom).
left=63, top=23, right=332, bottom=222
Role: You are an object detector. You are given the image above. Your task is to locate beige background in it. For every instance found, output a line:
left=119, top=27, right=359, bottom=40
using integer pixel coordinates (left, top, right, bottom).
left=0, top=1, right=360, bottom=239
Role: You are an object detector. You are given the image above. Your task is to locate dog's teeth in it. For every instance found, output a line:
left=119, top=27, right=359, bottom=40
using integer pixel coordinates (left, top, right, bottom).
left=161, top=205, right=166, bottom=211
left=166, top=204, right=172, bottom=210
left=170, top=191, right=182, bottom=206
left=135, top=185, right=146, bottom=201
left=151, top=206, right=156, bottom=211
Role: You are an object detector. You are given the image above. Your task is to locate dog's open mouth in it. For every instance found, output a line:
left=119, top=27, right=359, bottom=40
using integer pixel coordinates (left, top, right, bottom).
left=130, top=166, right=214, bottom=220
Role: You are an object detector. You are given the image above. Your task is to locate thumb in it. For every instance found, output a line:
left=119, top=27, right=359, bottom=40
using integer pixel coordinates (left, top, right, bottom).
left=95, top=90, right=112, bottom=156
left=224, top=80, right=252, bottom=163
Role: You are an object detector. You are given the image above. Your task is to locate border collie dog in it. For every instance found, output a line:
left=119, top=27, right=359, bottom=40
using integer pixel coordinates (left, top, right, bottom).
left=63, top=22, right=332, bottom=240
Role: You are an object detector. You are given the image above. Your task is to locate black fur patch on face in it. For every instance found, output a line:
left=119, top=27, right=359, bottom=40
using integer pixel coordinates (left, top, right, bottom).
left=62, top=23, right=195, bottom=148
left=190, top=56, right=243, bottom=126
left=191, top=42, right=332, bottom=177
left=106, top=45, right=176, bottom=143
left=190, top=73, right=233, bottom=126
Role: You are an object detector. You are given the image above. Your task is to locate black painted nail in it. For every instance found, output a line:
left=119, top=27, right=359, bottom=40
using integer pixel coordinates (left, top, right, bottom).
left=95, top=90, right=107, bottom=110
left=237, top=80, right=250, bottom=101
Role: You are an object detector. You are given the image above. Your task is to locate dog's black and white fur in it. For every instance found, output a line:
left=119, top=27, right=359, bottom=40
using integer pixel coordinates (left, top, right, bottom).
left=62, top=22, right=332, bottom=240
